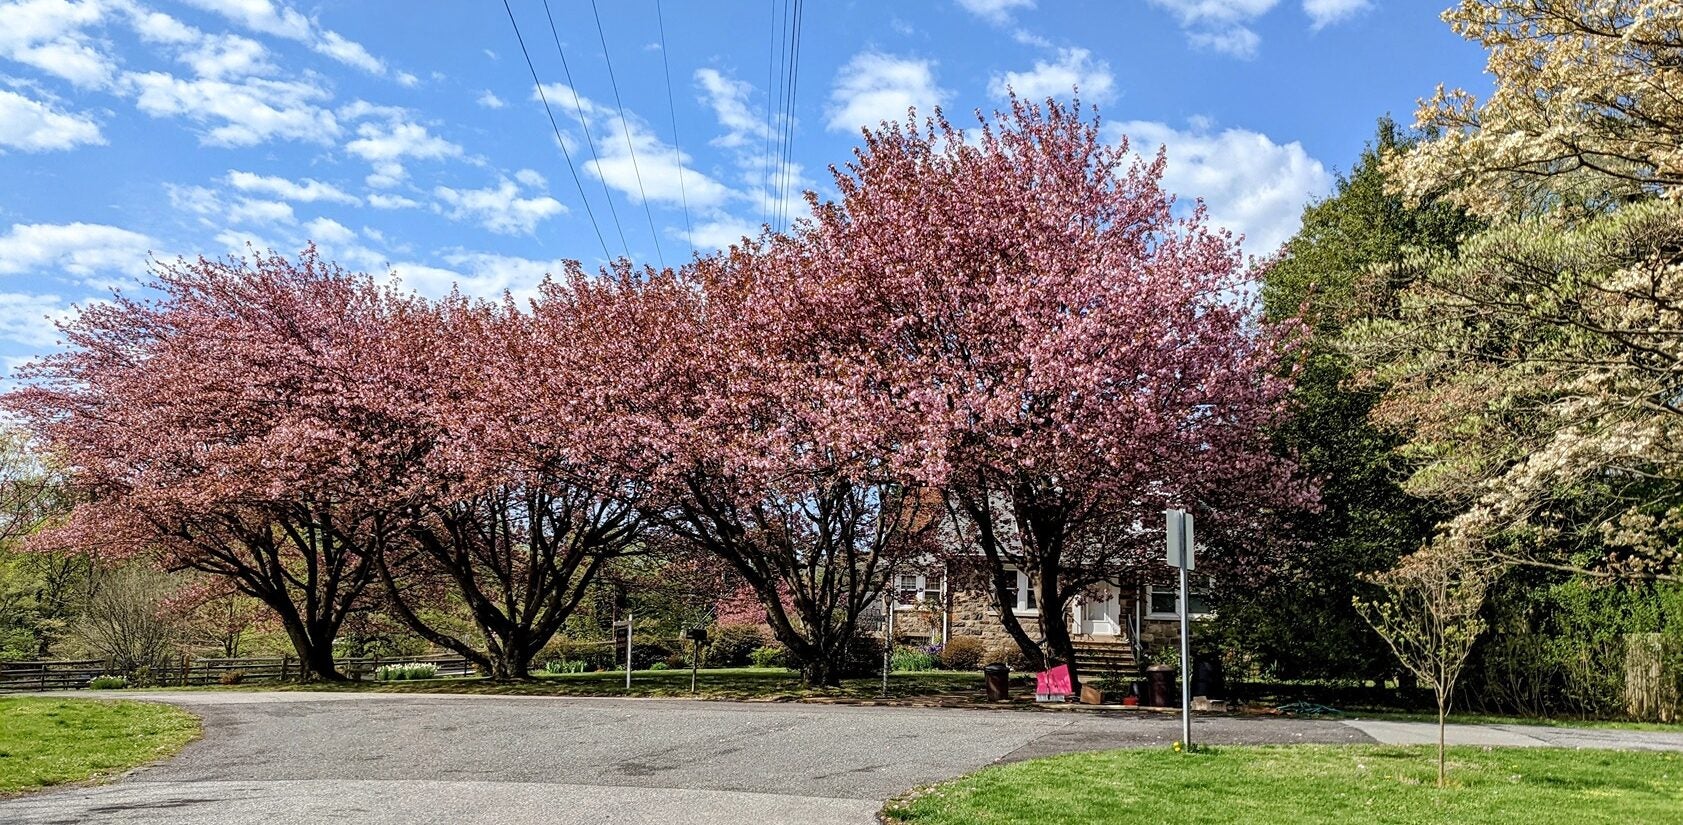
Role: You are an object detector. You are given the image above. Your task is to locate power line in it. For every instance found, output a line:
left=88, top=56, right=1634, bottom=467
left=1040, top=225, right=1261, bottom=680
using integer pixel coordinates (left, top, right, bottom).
left=761, top=0, right=782, bottom=228
left=654, top=0, right=694, bottom=261
left=500, top=0, right=612, bottom=262
left=541, top=0, right=629, bottom=259
left=589, top=0, right=665, bottom=270
left=776, top=0, right=804, bottom=233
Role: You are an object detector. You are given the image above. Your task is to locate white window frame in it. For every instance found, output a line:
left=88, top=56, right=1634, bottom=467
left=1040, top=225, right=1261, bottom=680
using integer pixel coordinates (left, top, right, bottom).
left=894, top=572, right=944, bottom=611
left=1145, top=584, right=1211, bottom=620
left=999, top=567, right=1039, bottom=616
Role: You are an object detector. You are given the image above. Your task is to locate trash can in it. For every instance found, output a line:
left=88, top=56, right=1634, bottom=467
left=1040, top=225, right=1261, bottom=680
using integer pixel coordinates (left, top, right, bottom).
left=982, top=663, right=1011, bottom=702
left=1192, top=658, right=1225, bottom=699
left=1146, top=665, right=1176, bottom=707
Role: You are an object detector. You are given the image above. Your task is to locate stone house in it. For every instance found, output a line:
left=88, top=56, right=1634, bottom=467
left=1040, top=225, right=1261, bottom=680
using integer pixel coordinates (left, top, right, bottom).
left=879, top=560, right=1210, bottom=680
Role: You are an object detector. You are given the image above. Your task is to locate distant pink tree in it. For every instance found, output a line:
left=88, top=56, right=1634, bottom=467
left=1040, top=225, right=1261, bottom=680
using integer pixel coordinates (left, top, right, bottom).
left=4, top=248, right=413, bottom=681
left=800, top=97, right=1314, bottom=687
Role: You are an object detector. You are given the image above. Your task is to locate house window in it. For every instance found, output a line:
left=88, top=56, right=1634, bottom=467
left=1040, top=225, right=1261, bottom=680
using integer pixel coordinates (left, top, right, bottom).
left=1146, top=585, right=1210, bottom=619
left=1001, top=567, right=1038, bottom=615
left=894, top=572, right=945, bottom=610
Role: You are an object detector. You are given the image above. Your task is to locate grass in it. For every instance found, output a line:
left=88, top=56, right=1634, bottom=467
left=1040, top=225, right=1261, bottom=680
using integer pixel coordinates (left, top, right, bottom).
left=1344, top=710, right=1682, bottom=733
left=0, top=697, right=201, bottom=797
left=183, top=667, right=1026, bottom=703
left=882, top=745, right=1683, bottom=825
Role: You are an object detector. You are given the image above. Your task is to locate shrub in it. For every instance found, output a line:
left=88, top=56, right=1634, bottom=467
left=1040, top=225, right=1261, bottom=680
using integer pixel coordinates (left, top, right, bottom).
left=649, top=661, right=670, bottom=671
left=749, top=644, right=787, bottom=668
left=708, top=624, right=769, bottom=668
left=375, top=662, right=439, bottom=681
left=841, top=632, right=885, bottom=677
left=88, top=675, right=127, bottom=690
left=940, top=636, right=986, bottom=670
left=219, top=670, right=247, bottom=686
left=982, top=643, right=1032, bottom=672
left=542, top=658, right=586, bottom=674
left=891, top=646, right=938, bottom=672
left=664, top=653, right=688, bottom=670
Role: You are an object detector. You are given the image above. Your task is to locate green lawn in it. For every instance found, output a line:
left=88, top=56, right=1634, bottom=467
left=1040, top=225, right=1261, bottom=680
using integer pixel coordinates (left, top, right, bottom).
left=180, top=667, right=1026, bottom=703
left=883, top=745, right=1683, bottom=825
left=0, top=697, right=201, bottom=796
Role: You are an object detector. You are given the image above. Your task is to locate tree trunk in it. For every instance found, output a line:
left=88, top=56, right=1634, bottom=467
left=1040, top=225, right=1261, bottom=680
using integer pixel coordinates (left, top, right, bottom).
left=1039, top=591, right=1081, bottom=692
left=1436, top=695, right=1447, bottom=788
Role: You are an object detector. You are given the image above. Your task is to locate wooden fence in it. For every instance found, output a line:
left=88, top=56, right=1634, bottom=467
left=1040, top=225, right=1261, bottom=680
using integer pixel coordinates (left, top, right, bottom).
left=0, top=652, right=475, bottom=692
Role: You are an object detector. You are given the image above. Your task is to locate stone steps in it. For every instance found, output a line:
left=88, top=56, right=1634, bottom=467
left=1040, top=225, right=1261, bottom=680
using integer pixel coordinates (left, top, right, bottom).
left=1071, top=638, right=1138, bottom=679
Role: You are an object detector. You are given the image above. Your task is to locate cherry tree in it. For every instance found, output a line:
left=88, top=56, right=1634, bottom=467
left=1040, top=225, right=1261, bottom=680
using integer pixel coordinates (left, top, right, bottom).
left=371, top=289, right=643, bottom=680
left=4, top=248, right=415, bottom=681
left=802, top=98, right=1312, bottom=685
left=554, top=257, right=942, bottom=687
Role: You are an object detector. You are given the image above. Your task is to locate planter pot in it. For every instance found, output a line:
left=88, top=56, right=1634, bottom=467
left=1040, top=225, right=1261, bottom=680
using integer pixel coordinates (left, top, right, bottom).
left=1121, top=695, right=1139, bottom=707
left=1145, top=665, right=1177, bottom=708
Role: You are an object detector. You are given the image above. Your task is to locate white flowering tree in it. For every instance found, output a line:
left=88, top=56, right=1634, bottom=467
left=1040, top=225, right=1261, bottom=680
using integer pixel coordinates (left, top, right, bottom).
left=1390, top=0, right=1683, bottom=217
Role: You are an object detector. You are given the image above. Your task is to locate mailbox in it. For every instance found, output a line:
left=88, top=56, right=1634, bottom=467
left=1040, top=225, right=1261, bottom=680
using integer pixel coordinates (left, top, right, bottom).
left=685, top=627, right=709, bottom=643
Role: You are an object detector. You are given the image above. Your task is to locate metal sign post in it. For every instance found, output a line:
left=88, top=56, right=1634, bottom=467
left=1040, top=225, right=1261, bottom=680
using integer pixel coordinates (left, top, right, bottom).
left=625, top=609, right=633, bottom=690
left=1166, top=509, right=1195, bottom=751
left=882, top=591, right=893, bottom=698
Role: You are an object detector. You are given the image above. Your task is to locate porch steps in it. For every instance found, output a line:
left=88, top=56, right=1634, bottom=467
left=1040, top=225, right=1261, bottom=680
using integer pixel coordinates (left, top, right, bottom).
left=1071, top=638, right=1139, bottom=680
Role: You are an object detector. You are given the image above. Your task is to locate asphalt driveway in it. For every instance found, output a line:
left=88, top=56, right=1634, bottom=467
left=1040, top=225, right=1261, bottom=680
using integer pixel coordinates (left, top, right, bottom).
left=1, top=691, right=1371, bottom=825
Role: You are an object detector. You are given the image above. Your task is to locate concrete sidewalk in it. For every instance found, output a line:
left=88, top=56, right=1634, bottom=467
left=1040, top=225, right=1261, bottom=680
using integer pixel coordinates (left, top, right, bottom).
left=1343, top=718, right=1683, bottom=752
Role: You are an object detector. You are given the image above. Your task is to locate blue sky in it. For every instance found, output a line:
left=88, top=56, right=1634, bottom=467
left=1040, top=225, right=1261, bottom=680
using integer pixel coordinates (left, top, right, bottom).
left=0, top=0, right=1488, bottom=380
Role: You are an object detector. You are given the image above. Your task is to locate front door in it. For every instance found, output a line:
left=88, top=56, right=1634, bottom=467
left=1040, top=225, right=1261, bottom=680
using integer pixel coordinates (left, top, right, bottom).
left=1079, top=582, right=1121, bottom=636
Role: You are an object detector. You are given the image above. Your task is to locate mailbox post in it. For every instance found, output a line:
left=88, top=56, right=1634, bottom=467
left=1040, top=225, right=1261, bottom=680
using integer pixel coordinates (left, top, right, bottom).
left=685, top=627, right=708, bottom=694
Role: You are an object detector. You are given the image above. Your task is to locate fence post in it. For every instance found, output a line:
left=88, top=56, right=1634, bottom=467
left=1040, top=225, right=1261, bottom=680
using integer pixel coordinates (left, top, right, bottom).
left=281, top=655, right=291, bottom=682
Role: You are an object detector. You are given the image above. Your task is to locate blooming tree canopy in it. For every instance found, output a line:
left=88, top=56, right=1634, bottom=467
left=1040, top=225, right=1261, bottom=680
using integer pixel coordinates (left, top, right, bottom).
left=793, top=97, right=1312, bottom=683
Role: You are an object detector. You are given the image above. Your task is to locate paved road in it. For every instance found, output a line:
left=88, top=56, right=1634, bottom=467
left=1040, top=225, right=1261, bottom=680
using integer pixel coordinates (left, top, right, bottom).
left=2, top=691, right=1369, bottom=825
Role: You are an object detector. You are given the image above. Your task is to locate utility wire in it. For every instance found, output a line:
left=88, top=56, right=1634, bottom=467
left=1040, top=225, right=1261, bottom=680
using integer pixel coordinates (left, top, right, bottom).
left=541, top=0, right=629, bottom=259
left=589, top=0, right=665, bottom=270
left=761, top=0, right=783, bottom=229
left=654, top=0, right=694, bottom=260
left=776, top=0, right=804, bottom=232
left=501, top=0, right=612, bottom=262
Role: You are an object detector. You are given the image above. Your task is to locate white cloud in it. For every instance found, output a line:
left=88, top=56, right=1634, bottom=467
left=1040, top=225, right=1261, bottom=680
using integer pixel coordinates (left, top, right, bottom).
left=477, top=89, right=505, bottom=109
left=178, top=0, right=405, bottom=80
left=532, top=83, right=734, bottom=209
left=0, top=0, right=119, bottom=88
left=1188, top=27, right=1261, bottom=58
left=687, top=215, right=758, bottom=251
left=954, top=0, right=1034, bottom=25
left=694, top=68, right=770, bottom=149
left=314, top=30, right=384, bottom=74
left=0, top=222, right=154, bottom=278
left=126, top=71, right=339, bottom=146
left=344, top=119, right=462, bottom=188
left=302, top=217, right=354, bottom=246
left=226, top=198, right=295, bottom=226
left=367, top=193, right=420, bottom=209
left=436, top=251, right=566, bottom=298
left=433, top=179, right=564, bottom=235
left=0, top=89, right=102, bottom=152
left=226, top=170, right=360, bottom=205
left=0, top=291, right=70, bottom=348
left=826, top=52, right=948, bottom=134
left=1303, top=0, right=1371, bottom=29
left=1111, top=119, right=1332, bottom=255
left=1148, top=0, right=1280, bottom=59
left=989, top=47, right=1114, bottom=103
left=179, top=0, right=311, bottom=40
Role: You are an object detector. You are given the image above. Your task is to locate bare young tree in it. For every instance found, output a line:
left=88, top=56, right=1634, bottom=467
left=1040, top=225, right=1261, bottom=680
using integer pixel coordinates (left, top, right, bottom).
left=1357, top=545, right=1498, bottom=787
left=73, top=565, right=184, bottom=679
